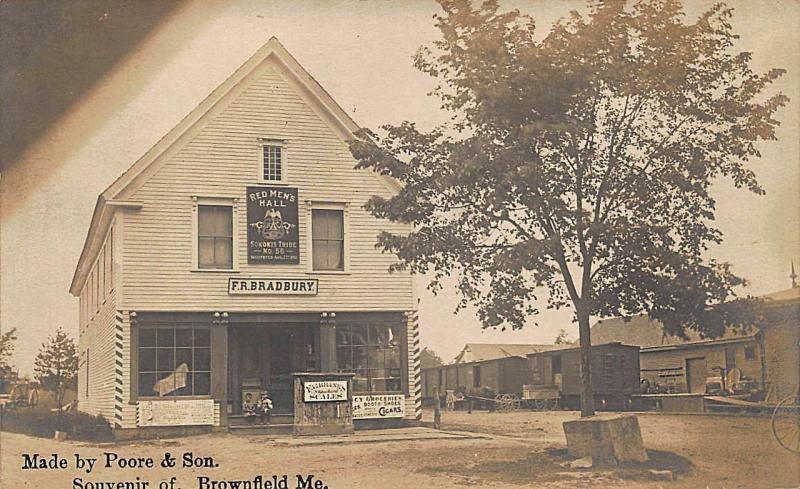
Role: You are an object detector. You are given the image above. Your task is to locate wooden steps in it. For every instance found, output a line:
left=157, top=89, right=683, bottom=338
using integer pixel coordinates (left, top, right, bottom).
left=228, top=423, right=293, bottom=435
left=227, top=413, right=294, bottom=435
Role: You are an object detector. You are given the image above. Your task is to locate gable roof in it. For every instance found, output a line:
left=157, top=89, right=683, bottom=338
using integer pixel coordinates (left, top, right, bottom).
left=587, top=287, right=799, bottom=350
left=70, top=37, right=398, bottom=296
left=587, top=315, right=724, bottom=349
left=762, top=286, right=800, bottom=304
left=454, top=343, right=564, bottom=363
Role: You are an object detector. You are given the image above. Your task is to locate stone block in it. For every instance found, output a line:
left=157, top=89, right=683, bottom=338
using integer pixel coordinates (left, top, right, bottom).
left=562, top=414, right=648, bottom=465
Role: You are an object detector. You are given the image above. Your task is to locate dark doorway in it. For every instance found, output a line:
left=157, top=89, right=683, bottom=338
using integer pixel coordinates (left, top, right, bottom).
left=229, top=324, right=318, bottom=415
left=725, top=347, right=737, bottom=370
left=686, top=357, right=707, bottom=394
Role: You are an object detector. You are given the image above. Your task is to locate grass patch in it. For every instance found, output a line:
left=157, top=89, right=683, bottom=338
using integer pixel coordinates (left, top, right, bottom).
left=0, top=407, right=113, bottom=441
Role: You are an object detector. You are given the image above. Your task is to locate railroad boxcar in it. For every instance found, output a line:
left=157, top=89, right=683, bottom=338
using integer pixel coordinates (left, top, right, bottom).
left=525, top=342, right=641, bottom=410
left=421, top=356, right=532, bottom=404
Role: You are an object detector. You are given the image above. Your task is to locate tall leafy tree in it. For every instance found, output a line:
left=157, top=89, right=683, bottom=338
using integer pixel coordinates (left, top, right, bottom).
left=350, top=0, right=787, bottom=415
left=420, top=346, right=446, bottom=369
left=0, top=327, right=17, bottom=374
left=34, top=327, right=78, bottom=414
left=554, top=329, right=572, bottom=345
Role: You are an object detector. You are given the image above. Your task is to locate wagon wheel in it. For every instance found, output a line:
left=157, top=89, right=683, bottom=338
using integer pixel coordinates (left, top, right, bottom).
left=494, top=394, right=508, bottom=411
left=772, top=395, right=800, bottom=454
left=494, top=394, right=516, bottom=412
left=542, top=398, right=558, bottom=411
left=507, top=393, right=521, bottom=411
left=532, top=399, right=546, bottom=411
left=499, top=394, right=512, bottom=412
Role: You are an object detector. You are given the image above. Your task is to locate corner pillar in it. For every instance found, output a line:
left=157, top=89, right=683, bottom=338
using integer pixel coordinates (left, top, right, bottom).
left=211, top=312, right=229, bottom=426
left=319, top=312, right=337, bottom=372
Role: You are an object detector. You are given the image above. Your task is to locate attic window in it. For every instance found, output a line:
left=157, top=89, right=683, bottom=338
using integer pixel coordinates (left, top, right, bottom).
left=261, top=143, right=284, bottom=182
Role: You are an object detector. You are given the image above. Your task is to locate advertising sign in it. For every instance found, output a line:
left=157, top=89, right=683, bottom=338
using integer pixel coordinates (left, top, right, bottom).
left=303, top=380, right=348, bottom=402
left=228, top=278, right=318, bottom=295
left=246, top=186, right=299, bottom=264
left=352, top=394, right=406, bottom=419
left=137, top=399, right=215, bottom=427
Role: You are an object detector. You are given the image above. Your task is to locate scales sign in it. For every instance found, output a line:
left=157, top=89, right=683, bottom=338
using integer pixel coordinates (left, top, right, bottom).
left=352, top=394, right=406, bottom=419
left=303, top=380, right=348, bottom=402
left=246, top=186, right=299, bottom=264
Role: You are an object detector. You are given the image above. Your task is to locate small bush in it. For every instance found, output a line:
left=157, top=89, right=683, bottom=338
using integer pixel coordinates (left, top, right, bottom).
left=0, top=407, right=112, bottom=441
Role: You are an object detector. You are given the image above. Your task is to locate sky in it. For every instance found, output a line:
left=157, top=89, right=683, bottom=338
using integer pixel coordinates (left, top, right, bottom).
left=1, top=0, right=798, bottom=374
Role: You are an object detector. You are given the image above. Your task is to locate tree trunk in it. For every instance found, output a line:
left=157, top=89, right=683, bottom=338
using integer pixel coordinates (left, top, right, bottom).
left=577, top=308, right=595, bottom=417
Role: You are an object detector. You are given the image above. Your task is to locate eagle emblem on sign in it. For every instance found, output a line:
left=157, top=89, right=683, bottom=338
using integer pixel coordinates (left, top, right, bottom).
left=250, top=208, right=295, bottom=240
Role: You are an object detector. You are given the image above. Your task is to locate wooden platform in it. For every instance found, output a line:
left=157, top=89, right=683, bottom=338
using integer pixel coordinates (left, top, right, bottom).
left=634, top=393, right=775, bottom=414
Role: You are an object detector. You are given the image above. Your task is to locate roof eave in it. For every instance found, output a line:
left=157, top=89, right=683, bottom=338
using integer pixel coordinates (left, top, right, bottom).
left=640, top=334, right=758, bottom=353
left=69, top=195, right=107, bottom=296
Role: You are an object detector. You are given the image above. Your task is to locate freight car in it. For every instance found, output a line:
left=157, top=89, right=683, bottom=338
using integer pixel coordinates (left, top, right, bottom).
left=525, top=342, right=641, bottom=411
left=421, top=356, right=532, bottom=405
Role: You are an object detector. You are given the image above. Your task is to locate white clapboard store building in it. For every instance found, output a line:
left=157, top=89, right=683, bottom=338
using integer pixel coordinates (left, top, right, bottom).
left=69, top=38, right=421, bottom=435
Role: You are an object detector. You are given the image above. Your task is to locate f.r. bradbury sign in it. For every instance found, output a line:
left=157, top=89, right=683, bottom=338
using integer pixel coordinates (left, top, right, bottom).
left=246, top=186, right=299, bottom=264
left=228, top=278, right=318, bottom=295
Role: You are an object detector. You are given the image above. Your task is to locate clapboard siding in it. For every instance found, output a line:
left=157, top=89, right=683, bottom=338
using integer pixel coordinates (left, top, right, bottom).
left=763, top=318, right=800, bottom=400
left=78, top=225, right=119, bottom=423
left=121, top=60, right=412, bottom=312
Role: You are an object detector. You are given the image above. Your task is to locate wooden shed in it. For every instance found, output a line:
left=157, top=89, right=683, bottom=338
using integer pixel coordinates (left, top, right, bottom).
left=526, top=342, right=641, bottom=410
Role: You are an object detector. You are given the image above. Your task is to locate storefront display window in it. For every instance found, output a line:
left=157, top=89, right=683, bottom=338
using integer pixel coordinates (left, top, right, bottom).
left=336, top=323, right=402, bottom=392
left=138, top=327, right=211, bottom=397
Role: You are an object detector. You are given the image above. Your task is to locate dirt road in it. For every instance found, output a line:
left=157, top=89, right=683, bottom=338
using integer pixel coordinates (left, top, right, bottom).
left=427, top=409, right=800, bottom=488
left=1, top=410, right=797, bottom=488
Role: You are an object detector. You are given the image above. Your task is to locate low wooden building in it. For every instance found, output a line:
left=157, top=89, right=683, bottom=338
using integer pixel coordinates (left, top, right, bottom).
left=639, top=336, right=760, bottom=394
left=760, top=287, right=800, bottom=401
left=590, top=286, right=800, bottom=399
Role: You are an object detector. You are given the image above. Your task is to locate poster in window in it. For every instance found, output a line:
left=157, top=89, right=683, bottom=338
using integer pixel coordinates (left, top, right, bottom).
left=246, top=186, right=299, bottom=264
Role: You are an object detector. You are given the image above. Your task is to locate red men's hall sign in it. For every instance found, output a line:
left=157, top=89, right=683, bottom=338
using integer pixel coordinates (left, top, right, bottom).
left=228, top=278, right=318, bottom=295
left=246, top=186, right=299, bottom=264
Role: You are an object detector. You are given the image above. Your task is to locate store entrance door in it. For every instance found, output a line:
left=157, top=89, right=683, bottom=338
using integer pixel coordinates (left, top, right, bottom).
left=265, top=328, right=293, bottom=414
left=230, top=324, right=318, bottom=416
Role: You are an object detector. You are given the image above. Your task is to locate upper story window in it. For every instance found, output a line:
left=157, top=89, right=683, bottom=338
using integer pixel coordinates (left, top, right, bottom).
left=261, top=143, right=284, bottom=182
left=312, top=208, right=344, bottom=271
left=197, top=205, right=233, bottom=269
